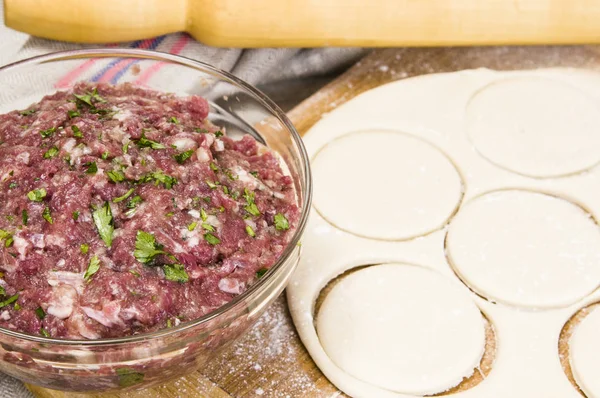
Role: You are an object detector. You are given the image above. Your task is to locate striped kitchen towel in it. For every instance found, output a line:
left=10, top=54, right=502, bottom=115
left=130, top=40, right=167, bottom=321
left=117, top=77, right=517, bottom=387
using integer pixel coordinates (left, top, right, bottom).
left=1, top=25, right=366, bottom=89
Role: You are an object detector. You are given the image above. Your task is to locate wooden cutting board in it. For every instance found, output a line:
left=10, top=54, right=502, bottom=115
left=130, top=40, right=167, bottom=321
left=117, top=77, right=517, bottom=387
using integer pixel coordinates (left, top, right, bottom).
left=27, top=46, right=600, bottom=398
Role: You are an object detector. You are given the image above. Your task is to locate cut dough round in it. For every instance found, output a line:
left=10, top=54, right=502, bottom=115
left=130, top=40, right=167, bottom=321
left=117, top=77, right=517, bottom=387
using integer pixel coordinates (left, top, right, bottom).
left=466, top=77, right=600, bottom=178
left=447, top=190, right=600, bottom=308
left=312, top=130, right=463, bottom=240
left=570, top=306, right=600, bottom=398
left=316, top=264, right=485, bottom=395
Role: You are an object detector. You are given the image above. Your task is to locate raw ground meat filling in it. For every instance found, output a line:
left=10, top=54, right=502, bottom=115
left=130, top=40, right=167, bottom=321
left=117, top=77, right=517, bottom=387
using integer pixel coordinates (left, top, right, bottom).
left=0, top=83, right=298, bottom=339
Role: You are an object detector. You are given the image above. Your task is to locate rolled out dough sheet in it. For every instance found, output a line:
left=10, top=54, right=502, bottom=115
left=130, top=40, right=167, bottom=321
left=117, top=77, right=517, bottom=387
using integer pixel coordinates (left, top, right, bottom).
left=289, top=68, right=600, bottom=398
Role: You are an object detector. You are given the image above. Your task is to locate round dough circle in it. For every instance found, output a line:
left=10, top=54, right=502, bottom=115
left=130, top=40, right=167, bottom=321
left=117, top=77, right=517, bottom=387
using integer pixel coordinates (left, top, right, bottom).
left=317, top=264, right=485, bottom=395
left=570, top=306, right=600, bottom=398
left=312, top=130, right=463, bottom=240
left=447, top=190, right=600, bottom=308
left=466, top=77, right=600, bottom=178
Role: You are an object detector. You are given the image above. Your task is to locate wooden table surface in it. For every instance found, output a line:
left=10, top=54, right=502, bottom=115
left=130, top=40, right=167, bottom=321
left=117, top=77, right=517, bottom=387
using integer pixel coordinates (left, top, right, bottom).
left=28, top=46, right=600, bottom=398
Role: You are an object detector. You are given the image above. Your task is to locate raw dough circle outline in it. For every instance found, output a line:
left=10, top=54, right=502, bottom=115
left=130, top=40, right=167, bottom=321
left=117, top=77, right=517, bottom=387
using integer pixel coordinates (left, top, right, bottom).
left=564, top=303, right=600, bottom=398
left=465, top=76, right=600, bottom=178
left=315, top=262, right=489, bottom=396
left=446, top=189, right=600, bottom=309
left=558, top=302, right=600, bottom=397
left=311, top=129, right=465, bottom=241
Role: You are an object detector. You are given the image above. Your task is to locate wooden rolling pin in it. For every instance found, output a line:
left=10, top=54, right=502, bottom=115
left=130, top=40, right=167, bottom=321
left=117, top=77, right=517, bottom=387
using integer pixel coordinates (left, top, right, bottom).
left=5, top=0, right=600, bottom=47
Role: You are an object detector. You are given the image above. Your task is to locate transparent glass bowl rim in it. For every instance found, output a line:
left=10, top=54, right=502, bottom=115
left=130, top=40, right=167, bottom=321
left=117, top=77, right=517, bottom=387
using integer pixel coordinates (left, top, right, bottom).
left=0, top=48, right=313, bottom=346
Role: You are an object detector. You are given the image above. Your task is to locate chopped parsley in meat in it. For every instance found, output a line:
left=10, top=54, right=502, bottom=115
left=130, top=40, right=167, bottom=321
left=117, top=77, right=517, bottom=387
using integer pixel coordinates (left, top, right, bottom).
left=135, top=132, right=166, bottom=149
left=20, top=109, right=36, bottom=116
left=163, top=264, right=189, bottom=283
left=0, top=294, right=19, bottom=308
left=27, top=188, right=46, bottom=202
left=243, top=189, right=261, bottom=216
left=256, top=268, right=268, bottom=278
left=174, top=149, right=194, bottom=164
left=204, top=233, right=221, bottom=245
left=0, top=230, right=13, bottom=248
left=112, top=188, right=134, bottom=203
left=84, top=255, right=101, bottom=281
left=274, top=213, right=290, bottom=231
left=116, top=368, right=145, bottom=387
left=85, top=161, right=98, bottom=174
left=0, top=83, right=298, bottom=339
left=92, top=202, right=114, bottom=248
left=71, top=125, right=83, bottom=137
left=43, top=146, right=59, bottom=159
left=39, top=127, right=55, bottom=139
left=42, top=206, right=53, bottom=224
left=35, top=306, right=46, bottom=320
left=106, top=169, right=126, bottom=183
left=133, top=231, right=167, bottom=264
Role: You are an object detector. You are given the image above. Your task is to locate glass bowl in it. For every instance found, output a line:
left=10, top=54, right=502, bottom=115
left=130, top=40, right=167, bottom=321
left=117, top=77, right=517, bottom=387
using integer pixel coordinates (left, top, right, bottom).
left=0, top=49, right=311, bottom=392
